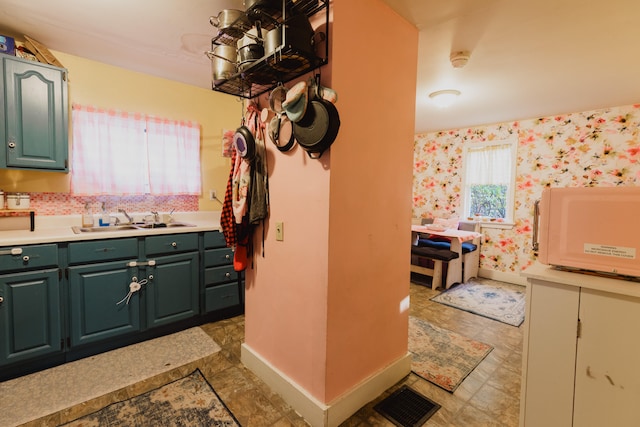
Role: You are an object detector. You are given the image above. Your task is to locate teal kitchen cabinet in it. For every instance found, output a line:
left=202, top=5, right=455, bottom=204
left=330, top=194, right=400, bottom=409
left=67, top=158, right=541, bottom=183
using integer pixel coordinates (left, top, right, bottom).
left=144, top=233, right=199, bottom=328
left=0, top=55, right=68, bottom=171
left=202, top=231, right=242, bottom=314
left=67, top=239, right=139, bottom=347
left=0, top=244, right=62, bottom=366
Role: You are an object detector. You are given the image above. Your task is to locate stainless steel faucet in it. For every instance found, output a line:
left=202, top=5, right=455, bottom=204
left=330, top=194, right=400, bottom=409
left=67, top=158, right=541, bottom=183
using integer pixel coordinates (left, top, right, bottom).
left=118, top=208, right=133, bottom=224
left=151, top=211, right=160, bottom=223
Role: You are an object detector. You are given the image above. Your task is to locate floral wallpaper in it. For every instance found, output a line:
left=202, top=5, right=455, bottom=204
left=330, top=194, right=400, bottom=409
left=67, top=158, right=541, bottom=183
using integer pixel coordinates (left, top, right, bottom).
left=413, top=103, right=640, bottom=275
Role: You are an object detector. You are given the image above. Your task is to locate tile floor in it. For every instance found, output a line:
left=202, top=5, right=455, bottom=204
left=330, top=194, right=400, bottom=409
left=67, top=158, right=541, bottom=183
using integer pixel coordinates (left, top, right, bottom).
left=25, top=280, right=524, bottom=426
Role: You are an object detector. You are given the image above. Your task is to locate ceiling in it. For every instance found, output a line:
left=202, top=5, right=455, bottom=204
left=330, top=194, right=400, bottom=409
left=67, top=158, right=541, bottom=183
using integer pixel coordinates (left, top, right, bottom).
left=1, top=0, right=639, bottom=132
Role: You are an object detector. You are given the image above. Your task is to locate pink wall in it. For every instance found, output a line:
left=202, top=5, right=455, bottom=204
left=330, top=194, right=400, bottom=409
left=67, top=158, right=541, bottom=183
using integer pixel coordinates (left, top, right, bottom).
left=324, top=0, right=417, bottom=401
left=244, top=0, right=418, bottom=404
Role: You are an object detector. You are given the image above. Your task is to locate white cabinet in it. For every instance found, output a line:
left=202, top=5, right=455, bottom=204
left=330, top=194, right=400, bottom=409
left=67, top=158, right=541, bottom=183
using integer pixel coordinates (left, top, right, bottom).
left=573, top=288, right=640, bottom=426
left=520, top=264, right=640, bottom=427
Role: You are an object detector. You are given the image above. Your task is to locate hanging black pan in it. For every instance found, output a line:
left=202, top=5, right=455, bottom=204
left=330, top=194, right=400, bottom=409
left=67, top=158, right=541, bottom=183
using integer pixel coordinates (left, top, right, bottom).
left=234, top=125, right=256, bottom=160
left=293, top=81, right=340, bottom=159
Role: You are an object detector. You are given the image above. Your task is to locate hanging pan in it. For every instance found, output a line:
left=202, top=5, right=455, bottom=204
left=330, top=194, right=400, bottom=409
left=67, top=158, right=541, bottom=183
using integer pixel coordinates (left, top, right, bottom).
left=234, top=125, right=256, bottom=160
left=293, top=79, right=340, bottom=159
left=268, top=84, right=296, bottom=152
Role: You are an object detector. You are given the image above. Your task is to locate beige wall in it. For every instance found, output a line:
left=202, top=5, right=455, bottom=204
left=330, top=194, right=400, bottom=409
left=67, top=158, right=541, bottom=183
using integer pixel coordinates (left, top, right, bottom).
left=0, top=49, right=238, bottom=211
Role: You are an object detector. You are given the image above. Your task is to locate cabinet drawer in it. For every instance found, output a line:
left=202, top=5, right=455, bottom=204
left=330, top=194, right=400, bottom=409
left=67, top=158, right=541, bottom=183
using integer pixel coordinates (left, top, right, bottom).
left=205, top=283, right=240, bottom=312
left=145, top=233, right=198, bottom=256
left=205, top=265, right=237, bottom=285
left=0, top=244, right=58, bottom=272
left=203, top=231, right=226, bottom=248
left=204, top=248, right=234, bottom=268
left=68, top=238, right=138, bottom=264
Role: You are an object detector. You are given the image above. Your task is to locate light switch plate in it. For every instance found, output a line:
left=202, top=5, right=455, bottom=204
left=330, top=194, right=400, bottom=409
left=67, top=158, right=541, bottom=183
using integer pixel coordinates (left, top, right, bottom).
left=275, top=222, right=284, bottom=241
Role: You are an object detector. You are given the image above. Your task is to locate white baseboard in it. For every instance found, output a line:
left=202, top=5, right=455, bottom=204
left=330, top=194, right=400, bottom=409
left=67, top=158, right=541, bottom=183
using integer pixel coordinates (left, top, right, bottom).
left=478, top=268, right=527, bottom=286
left=241, top=344, right=412, bottom=427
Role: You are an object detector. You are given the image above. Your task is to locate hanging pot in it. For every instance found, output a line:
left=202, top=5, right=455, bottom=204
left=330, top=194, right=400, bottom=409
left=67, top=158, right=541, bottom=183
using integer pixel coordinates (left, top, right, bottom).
left=293, top=80, right=340, bottom=159
left=244, top=0, right=283, bottom=19
left=207, top=44, right=238, bottom=85
left=236, top=25, right=266, bottom=71
left=266, top=84, right=295, bottom=152
left=210, top=9, right=251, bottom=39
left=237, top=44, right=264, bottom=71
left=265, top=14, right=315, bottom=73
left=264, top=14, right=314, bottom=56
left=237, top=26, right=267, bottom=48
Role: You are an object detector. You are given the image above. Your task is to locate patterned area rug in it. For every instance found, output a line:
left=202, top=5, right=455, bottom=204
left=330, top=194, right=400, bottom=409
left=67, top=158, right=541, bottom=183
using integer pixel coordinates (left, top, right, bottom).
left=409, top=316, right=493, bottom=392
left=431, top=278, right=526, bottom=327
left=61, top=369, right=239, bottom=426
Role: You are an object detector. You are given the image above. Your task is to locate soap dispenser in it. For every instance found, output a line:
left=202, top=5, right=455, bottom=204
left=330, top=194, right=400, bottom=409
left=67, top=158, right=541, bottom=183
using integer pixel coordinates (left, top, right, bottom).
left=82, top=202, right=94, bottom=227
left=99, top=202, right=110, bottom=227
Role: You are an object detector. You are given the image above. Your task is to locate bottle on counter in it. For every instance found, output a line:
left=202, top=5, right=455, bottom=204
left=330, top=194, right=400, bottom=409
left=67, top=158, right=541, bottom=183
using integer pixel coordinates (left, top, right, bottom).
left=82, top=202, right=94, bottom=227
left=99, top=202, right=110, bottom=227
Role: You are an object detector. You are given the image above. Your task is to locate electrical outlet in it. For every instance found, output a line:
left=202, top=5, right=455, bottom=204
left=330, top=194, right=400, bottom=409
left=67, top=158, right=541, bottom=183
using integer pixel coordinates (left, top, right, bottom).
left=275, top=222, right=284, bottom=241
left=209, top=189, right=216, bottom=200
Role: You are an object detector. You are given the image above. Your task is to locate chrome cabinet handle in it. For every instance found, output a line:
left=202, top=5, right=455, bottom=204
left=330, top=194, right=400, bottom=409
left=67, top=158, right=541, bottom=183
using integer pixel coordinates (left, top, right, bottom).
left=225, top=272, right=231, bottom=278
left=171, top=242, right=177, bottom=247
left=22, top=255, right=30, bottom=262
left=7, top=137, right=15, bottom=149
left=0, top=296, right=4, bottom=303
left=225, top=254, right=230, bottom=260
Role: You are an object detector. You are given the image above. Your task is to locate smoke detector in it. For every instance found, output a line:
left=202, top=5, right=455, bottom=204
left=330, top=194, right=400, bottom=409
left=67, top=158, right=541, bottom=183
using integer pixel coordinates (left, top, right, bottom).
left=450, top=51, right=470, bottom=68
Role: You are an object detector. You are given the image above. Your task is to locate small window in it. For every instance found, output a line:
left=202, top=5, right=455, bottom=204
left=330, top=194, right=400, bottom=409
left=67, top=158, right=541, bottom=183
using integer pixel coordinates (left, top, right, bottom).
left=461, top=138, right=517, bottom=223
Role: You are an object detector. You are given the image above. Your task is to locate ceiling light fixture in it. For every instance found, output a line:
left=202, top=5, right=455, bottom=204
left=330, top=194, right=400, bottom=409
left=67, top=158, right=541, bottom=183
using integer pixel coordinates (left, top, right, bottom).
left=428, top=89, right=461, bottom=108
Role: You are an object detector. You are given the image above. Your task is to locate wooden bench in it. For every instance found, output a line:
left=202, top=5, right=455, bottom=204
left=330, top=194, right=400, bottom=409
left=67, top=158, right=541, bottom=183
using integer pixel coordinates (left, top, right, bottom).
left=410, top=245, right=460, bottom=290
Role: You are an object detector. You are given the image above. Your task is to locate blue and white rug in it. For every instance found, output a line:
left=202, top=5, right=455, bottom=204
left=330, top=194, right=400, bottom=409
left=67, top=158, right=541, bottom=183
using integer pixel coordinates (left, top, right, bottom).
left=431, top=278, right=525, bottom=327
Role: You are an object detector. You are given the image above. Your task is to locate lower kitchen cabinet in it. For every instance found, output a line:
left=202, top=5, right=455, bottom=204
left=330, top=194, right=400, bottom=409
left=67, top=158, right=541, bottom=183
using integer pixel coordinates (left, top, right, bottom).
left=0, top=229, right=243, bottom=380
left=68, top=260, right=140, bottom=347
left=145, top=251, right=199, bottom=328
left=521, top=265, right=640, bottom=426
left=0, top=243, right=61, bottom=368
left=0, top=268, right=61, bottom=366
left=67, top=238, right=140, bottom=347
left=203, top=231, right=242, bottom=315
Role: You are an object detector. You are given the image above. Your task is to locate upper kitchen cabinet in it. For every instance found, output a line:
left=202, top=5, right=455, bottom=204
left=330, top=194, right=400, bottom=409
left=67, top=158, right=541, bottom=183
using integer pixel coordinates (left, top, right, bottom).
left=0, top=55, right=68, bottom=172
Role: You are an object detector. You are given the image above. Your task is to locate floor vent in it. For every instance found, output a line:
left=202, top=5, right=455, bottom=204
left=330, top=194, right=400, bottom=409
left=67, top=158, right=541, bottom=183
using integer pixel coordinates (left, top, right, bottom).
left=374, top=385, right=441, bottom=427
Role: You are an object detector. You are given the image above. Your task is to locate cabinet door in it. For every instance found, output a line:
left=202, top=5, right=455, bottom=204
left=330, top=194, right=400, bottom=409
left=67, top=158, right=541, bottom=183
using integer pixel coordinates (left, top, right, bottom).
left=68, top=261, right=140, bottom=346
left=521, top=279, right=579, bottom=426
left=0, top=268, right=61, bottom=366
left=573, top=288, right=640, bottom=426
left=2, top=57, right=68, bottom=171
left=145, top=252, right=198, bottom=328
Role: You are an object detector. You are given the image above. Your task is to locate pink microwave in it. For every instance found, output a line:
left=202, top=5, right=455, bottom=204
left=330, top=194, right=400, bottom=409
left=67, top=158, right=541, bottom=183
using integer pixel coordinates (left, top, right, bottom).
left=534, top=186, right=640, bottom=279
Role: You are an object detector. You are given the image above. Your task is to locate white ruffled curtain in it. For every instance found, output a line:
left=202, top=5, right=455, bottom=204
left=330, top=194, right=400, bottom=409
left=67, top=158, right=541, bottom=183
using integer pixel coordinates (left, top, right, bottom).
left=465, top=143, right=512, bottom=185
left=71, top=104, right=201, bottom=195
left=146, top=117, right=201, bottom=195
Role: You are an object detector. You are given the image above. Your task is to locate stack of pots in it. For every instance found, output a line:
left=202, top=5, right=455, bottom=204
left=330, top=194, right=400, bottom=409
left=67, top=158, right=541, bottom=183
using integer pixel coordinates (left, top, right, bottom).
left=209, top=0, right=318, bottom=85
left=237, top=25, right=267, bottom=72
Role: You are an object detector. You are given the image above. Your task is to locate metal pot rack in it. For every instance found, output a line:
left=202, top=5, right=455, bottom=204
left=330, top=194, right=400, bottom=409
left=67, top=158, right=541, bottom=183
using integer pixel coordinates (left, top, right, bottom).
left=209, top=0, right=329, bottom=99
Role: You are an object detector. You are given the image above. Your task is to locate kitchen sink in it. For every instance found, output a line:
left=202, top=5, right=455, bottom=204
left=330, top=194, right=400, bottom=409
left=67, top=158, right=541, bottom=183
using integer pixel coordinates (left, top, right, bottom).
left=71, top=225, right=140, bottom=234
left=133, top=222, right=197, bottom=229
left=71, top=222, right=196, bottom=234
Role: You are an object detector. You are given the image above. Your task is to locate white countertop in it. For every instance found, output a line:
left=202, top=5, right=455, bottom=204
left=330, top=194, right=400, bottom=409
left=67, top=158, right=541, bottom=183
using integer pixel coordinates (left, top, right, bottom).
left=522, top=262, right=640, bottom=299
left=0, top=211, right=222, bottom=246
